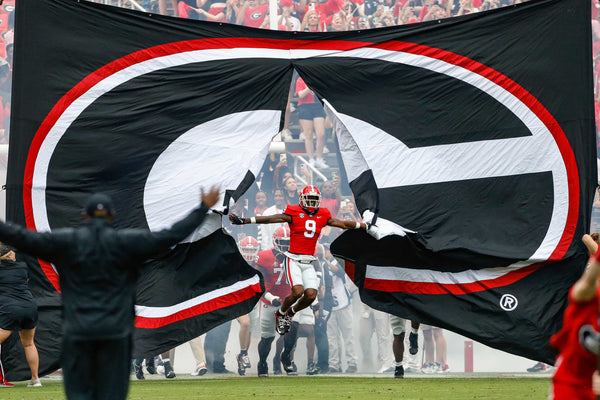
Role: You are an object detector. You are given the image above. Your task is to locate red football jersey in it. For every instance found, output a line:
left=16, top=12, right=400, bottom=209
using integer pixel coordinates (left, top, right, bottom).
left=284, top=205, right=331, bottom=255
left=254, top=249, right=290, bottom=303
left=550, top=285, right=600, bottom=396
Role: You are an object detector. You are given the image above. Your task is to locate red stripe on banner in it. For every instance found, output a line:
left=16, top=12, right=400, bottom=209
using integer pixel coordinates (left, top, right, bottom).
left=345, top=261, right=355, bottom=282
left=39, top=260, right=60, bottom=293
left=363, top=263, right=541, bottom=295
left=134, top=282, right=262, bottom=329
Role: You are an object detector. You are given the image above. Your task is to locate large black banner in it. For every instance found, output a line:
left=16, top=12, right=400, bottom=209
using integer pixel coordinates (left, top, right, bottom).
left=3, top=0, right=593, bottom=379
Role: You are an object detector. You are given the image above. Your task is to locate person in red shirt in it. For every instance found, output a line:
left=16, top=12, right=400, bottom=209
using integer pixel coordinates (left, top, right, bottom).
left=229, top=185, right=367, bottom=340
left=236, top=0, right=269, bottom=27
left=550, top=236, right=600, bottom=399
left=255, top=227, right=292, bottom=377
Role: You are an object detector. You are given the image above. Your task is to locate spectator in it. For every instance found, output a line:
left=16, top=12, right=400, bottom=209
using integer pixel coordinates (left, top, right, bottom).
left=259, top=188, right=288, bottom=250
left=326, top=246, right=358, bottom=373
left=0, top=188, right=220, bottom=399
left=255, top=227, right=291, bottom=377
left=313, top=243, right=333, bottom=374
left=177, top=0, right=204, bottom=18
left=278, top=0, right=302, bottom=30
left=320, top=181, right=342, bottom=218
left=236, top=235, right=260, bottom=375
left=295, top=76, right=328, bottom=168
left=359, top=304, right=393, bottom=373
left=159, top=0, right=179, bottom=15
left=204, top=321, right=233, bottom=373
left=421, top=325, right=449, bottom=373
left=356, top=15, right=373, bottom=29
left=0, top=244, right=41, bottom=387
left=282, top=176, right=301, bottom=205
left=236, top=0, right=269, bottom=27
left=196, top=0, right=230, bottom=22
left=189, top=336, right=208, bottom=376
left=300, top=9, right=323, bottom=31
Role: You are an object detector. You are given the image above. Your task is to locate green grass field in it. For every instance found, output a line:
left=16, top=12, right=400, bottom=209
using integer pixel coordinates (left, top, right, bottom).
left=0, top=376, right=552, bottom=400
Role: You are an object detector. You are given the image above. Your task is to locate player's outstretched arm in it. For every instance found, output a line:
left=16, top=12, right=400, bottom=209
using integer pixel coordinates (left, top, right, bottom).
left=326, top=218, right=366, bottom=230
left=572, top=239, right=600, bottom=302
left=583, top=233, right=599, bottom=256
left=229, top=213, right=291, bottom=225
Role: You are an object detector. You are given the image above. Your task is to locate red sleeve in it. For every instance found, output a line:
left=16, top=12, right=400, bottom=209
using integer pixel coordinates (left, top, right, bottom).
left=418, top=4, right=428, bottom=20
left=295, top=77, right=307, bottom=95
left=317, top=0, right=344, bottom=17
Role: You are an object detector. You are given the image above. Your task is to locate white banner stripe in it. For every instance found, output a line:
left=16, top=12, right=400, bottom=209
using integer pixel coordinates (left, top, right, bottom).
left=134, top=275, right=260, bottom=318
left=366, top=261, right=533, bottom=285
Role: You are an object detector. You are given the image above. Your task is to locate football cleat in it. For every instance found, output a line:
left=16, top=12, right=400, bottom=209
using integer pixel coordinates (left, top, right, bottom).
left=526, top=362, right=546, bottom=372
left=280, top=351, right=296, bottom=376
left=236, top=353, right=246, bottom=376
left=275, top=311, right=291, bottom=335
left=134, top=361, right=145, bottom=380
left=191, top=362, right=207, bottom=376
left=27, top=378, right=42, bottom=387
left=394, top=365, right=404, bottom=379
left=258, top=361, right=269, bottom=378
left=145, top=357, right=157, bottom=374
left=306, top=361, right=320, bottom=375
left=163, top=361, right=176, bottom=379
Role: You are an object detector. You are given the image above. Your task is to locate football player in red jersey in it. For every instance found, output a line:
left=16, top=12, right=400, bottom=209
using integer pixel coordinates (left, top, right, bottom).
left=235, top=236, right=260, bottom=375
left=229, top=185, right=367, bottom=338
left=255, top=227, right=292, bottom=377
left=550, top=236, right=600, bottom=399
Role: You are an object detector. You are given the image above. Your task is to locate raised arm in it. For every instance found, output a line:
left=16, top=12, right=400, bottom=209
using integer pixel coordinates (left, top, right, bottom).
left=326, top=217, right=366, bottom=230
left=583, top=233, right=599, bottom=256
left=572, top=237, right=600, bottom=302
left=230, top=213, right=291, bottom=225
left=0, top=222, right=68, bottom=264
left=129, top=187, right=220, bottom=257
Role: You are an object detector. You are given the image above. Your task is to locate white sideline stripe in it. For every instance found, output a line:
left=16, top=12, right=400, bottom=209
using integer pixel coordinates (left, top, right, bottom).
left=134, top=275, right=260, bottom=318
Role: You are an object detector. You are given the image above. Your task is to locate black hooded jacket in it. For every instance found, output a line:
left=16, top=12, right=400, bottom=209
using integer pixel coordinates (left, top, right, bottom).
left=0, top=202, right=210, bottom=340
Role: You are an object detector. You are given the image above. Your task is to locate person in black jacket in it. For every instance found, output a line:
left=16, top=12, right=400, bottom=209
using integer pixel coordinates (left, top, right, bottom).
left=0, top=244, right=41, bottom=387
left=0, top=187, right=220, bottom=400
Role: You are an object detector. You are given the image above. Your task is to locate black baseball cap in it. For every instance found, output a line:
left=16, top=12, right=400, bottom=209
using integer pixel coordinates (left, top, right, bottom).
left=84, top=193, right=115, bottom=216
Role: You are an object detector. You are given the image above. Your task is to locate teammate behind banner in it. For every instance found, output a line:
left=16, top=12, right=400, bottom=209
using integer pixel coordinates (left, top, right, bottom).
left=255, top=226, right=292, bottom=377
left=549, top=235, right=600, bottom=399
left=236, top=235, right=260, bottom=376
left=229, top=185, right=367, bottom=338
left=0, top=187, right=220, bottom=400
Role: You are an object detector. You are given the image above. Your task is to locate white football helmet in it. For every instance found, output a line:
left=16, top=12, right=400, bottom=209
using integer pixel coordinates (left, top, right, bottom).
left=238, top=236, right=259, bottom=263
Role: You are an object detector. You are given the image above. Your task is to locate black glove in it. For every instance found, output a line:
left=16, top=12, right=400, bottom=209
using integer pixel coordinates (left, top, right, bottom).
left=229, top=214, right=245, bottom=225
left=271, top=297, right=282, bottom=307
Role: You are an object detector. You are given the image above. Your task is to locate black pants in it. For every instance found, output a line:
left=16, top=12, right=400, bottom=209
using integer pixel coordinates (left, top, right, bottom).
left=204, top=321, right=231, bottom=373
left=314, top=317, right=329, bottom=371
left=62, top=335, right=132, bottom=400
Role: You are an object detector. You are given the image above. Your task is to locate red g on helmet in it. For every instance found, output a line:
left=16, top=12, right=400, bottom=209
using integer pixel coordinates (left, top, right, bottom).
left=238, top=236, right=259, bottom=263
left=299, top=185, right=321, bottom=212
left=273, top=226, right=290, bottom=253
